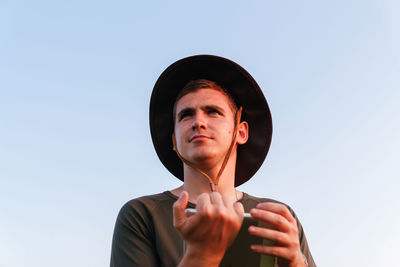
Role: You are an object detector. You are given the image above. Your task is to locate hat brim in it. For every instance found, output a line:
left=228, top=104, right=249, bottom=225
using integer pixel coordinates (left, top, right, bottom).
left=150, top=55, right=272, bottom=186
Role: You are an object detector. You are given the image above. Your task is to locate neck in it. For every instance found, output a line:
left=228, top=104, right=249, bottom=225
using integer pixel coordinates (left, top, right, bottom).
left=170, top=154, right=243, bottom=203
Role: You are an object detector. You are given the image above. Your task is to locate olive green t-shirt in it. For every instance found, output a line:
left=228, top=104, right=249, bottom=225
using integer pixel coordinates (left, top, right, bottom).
left=110, top=191, right=316, bottom=267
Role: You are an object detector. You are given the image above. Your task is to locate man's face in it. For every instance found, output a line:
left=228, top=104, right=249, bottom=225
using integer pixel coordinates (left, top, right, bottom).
left=174, top=88, right=238, bottom=168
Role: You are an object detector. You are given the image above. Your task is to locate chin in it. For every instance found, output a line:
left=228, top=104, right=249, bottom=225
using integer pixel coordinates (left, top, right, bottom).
left=189, top=152, right=221, bottom=166
left=191, top=154, right=213, bottom=162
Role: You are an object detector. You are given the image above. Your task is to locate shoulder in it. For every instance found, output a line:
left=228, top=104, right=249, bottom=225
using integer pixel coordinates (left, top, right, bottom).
left=116, top=192, right=176, bottom=226
left=119, top=191, right=176, bottom=216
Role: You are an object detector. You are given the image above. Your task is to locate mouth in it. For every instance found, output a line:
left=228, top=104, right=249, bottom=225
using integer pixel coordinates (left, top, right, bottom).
left=189, top=135, right=212, bottom=142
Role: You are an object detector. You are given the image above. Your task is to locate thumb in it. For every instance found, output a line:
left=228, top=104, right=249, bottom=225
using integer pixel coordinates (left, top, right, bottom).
left=173, top=191, right=189, bottom=229
left=233, top=201, right=245, bottom=221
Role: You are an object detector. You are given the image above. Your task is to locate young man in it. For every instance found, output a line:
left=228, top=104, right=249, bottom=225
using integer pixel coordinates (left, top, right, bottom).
left=110, top=55, right=315, bottom=267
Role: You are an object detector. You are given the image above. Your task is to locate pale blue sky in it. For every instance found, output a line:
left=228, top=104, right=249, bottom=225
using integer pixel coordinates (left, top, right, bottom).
left=1, top=1, right=399, bottom=266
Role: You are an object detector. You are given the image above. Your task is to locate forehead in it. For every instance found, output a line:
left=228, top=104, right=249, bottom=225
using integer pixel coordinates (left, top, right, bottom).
left=175, top=88, right=233, bottom=110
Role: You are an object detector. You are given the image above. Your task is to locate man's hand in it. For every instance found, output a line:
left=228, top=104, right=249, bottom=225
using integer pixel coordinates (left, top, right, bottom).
left=249, top=202, right=307, bottom=267
left=173, top=191, right=244, bottom=266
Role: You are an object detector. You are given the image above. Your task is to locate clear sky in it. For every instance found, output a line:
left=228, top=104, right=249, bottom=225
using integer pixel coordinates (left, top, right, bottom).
left=1, top=1, right=399, bottom=266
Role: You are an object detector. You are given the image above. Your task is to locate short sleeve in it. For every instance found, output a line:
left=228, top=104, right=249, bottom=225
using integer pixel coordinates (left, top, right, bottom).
left=110, top=200, right=160, bottom=267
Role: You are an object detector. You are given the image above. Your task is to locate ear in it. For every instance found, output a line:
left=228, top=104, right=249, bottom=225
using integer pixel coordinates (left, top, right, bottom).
left=172, top=133, right=176, bottom=151
left=236, top=121, right=248, bottom=145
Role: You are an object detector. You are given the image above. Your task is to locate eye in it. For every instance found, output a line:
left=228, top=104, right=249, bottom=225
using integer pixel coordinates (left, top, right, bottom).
left=178, top=110, right=193, bottom=121
left=207, top=108, right=221, bottom=116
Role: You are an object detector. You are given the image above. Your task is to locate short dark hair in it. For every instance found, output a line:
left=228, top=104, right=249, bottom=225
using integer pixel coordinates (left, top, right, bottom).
left=172, top=79, right=238, bottom=121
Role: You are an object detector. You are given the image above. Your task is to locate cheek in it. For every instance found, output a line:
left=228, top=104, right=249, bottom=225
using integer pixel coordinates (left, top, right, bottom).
left=173, top=131, right=184, bottom=154
left=222, top=122, right=234, bottom=135
left=174, top=123, right=184, bottom=134
left=174, top=128, right=181, bottom=144
left=174, top=125, right=188, bottom=146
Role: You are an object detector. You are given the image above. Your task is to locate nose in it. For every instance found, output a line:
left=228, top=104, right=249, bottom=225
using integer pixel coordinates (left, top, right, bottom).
left=191, top=112, right=207, bottom=131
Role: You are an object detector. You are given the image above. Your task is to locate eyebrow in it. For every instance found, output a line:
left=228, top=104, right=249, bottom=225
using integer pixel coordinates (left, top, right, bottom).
left=202, top=104, right=225, bottom=114
left=176, top=104, right=225, bottom=120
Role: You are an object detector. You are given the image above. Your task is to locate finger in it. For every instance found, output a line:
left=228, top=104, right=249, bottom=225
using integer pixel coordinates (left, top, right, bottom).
left=221, top=194, right=235, bottom=208
left=196, top=193, right=212, bottom=215
left=173, top=191, right=189, bottom=229
left=210, top=191, right=224, bottom=208
left=256, top=202, right=295, bottom=223
left=250, top=244, right=292, bottom=259
left=248, top=225, right=288, bottom=245
left=250, top=208, right=290, bottom=232
left=233, top=201, right=244, bottom=220
left=210, top=192, right=226, bottom=220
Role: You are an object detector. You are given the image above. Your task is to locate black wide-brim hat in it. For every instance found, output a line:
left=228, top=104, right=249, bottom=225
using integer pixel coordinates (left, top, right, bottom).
left=150, top=55, right=272, bottom=187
